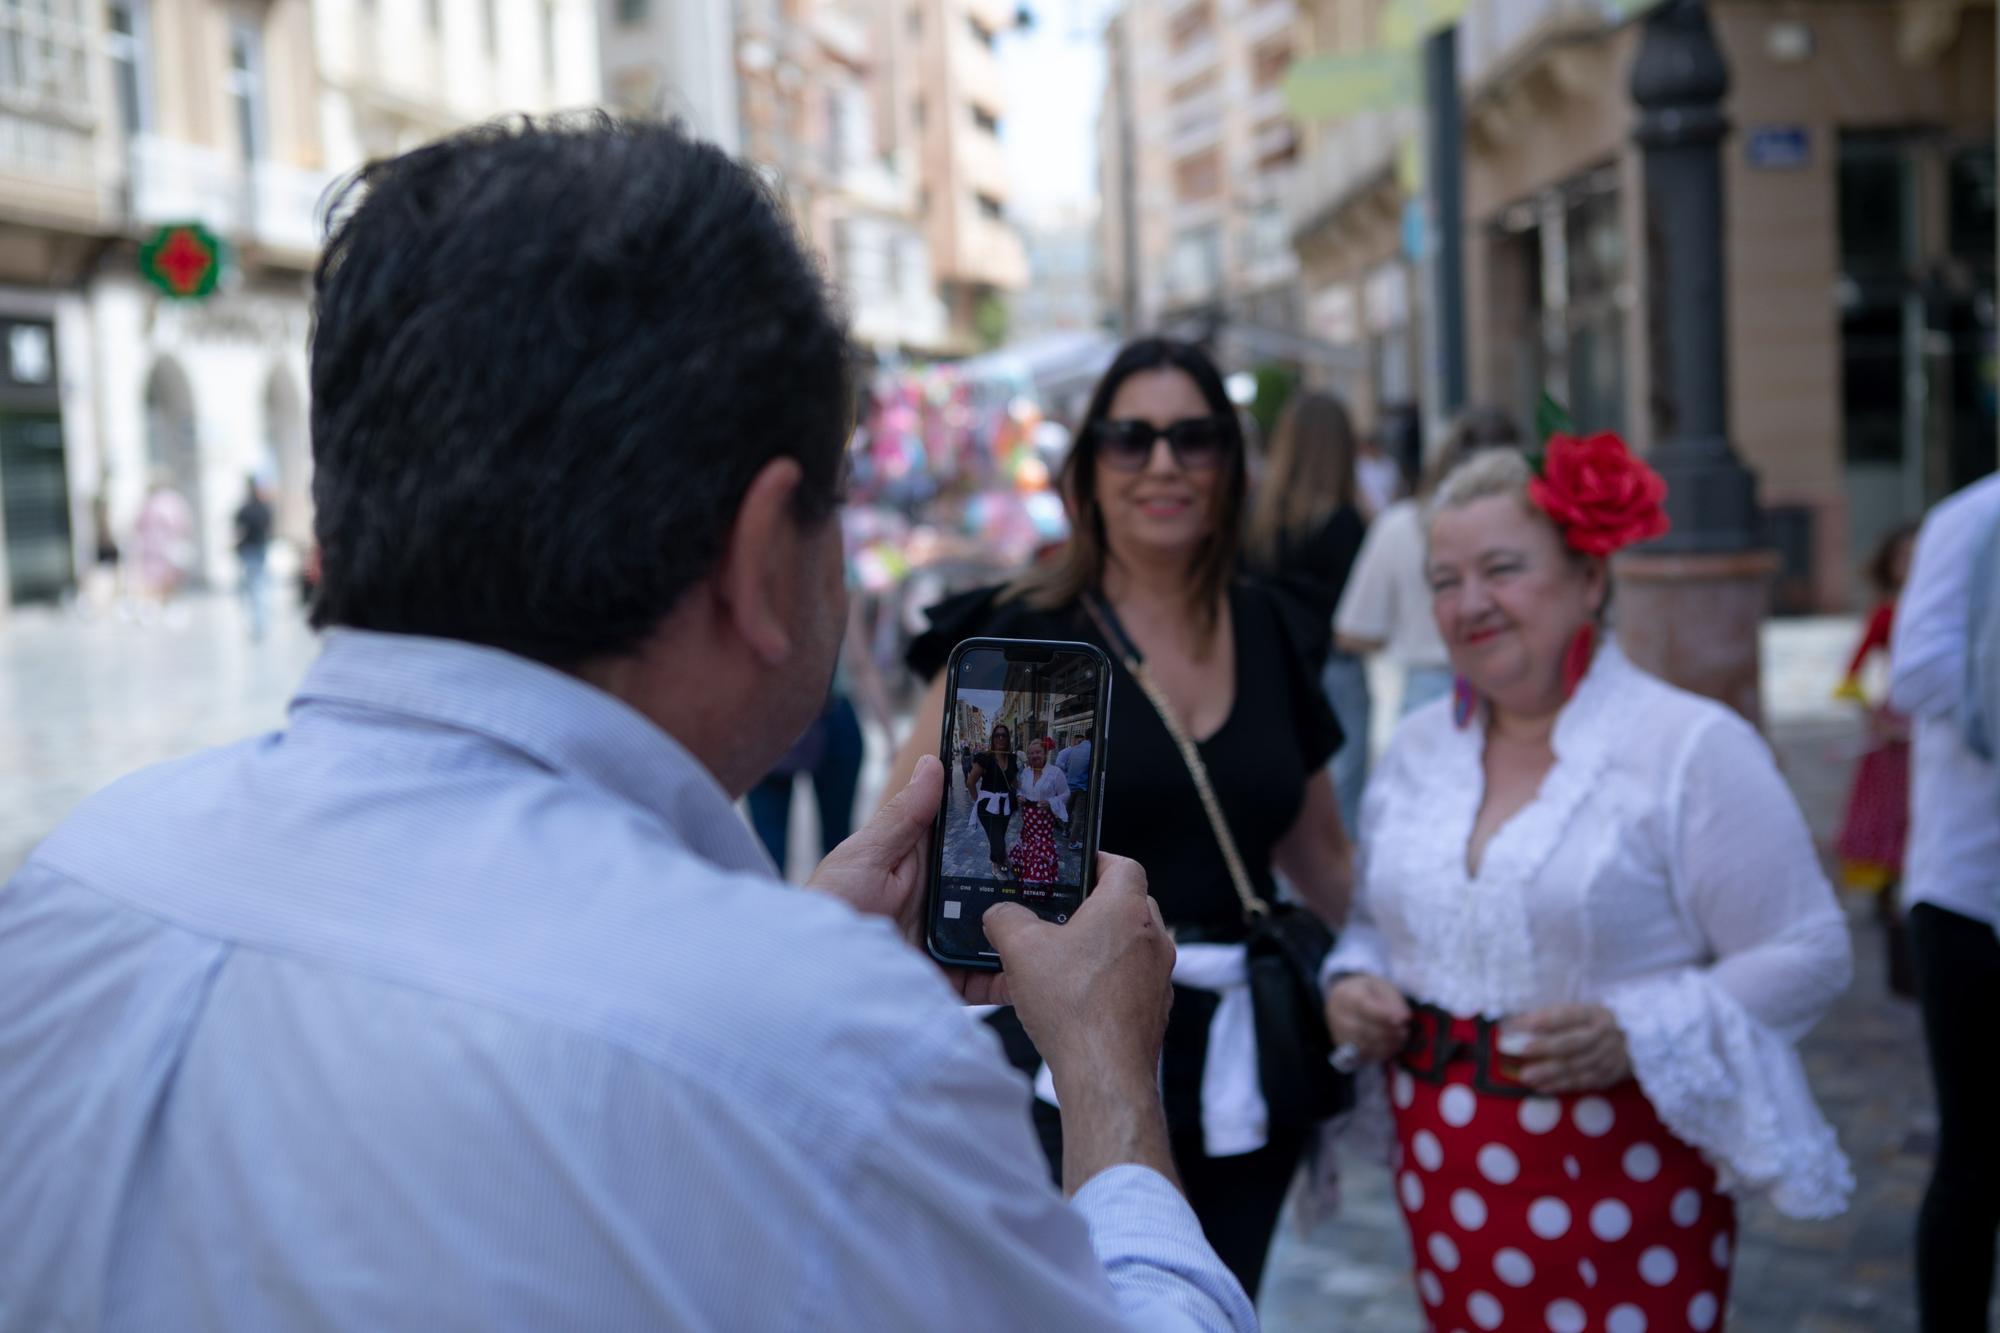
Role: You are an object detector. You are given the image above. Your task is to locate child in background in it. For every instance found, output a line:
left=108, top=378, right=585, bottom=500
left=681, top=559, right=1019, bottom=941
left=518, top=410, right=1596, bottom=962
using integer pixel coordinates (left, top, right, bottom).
left=1833, top=522, right=1919, bottom=995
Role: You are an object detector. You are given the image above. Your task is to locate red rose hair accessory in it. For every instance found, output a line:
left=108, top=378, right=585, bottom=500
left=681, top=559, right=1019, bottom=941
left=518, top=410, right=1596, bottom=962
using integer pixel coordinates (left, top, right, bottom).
left=1525, top=431, right=1670, bottom=558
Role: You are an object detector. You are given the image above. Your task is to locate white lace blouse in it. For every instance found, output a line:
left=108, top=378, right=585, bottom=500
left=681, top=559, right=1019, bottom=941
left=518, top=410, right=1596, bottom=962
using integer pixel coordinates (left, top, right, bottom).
left=1323, top=640, right=1855, bottom=1218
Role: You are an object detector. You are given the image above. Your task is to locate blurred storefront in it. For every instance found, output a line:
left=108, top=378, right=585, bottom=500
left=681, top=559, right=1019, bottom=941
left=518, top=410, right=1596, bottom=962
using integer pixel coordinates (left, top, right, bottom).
left=1288, top=0, right=1996, bottom=612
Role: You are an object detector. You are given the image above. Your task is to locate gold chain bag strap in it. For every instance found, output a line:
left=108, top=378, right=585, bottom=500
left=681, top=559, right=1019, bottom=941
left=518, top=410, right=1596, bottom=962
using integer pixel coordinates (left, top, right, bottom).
left=1080, top=592, right=1351, bottom=1133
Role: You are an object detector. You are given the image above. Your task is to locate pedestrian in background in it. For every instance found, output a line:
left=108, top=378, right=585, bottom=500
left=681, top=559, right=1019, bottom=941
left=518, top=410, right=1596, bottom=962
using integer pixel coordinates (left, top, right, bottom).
left=1831, top=522, right=1919, bottom=995
left=1336, top=406, right=1519, bottom=715
left=1056, top=725, right=1093, bottom=851
left=890, top=337, right=1354, bottom=1300
left=1244, top=389, right=1370, bottom=834
left=131, top=473, right=194, bottom=625
left=1888, top=471, right=2000, bottom=1332
left=233, top=475, right=274, bottom=642
left=1324, top=442, right=1851, bottom=1333
left=0, top=117, right=1256, bottom=1333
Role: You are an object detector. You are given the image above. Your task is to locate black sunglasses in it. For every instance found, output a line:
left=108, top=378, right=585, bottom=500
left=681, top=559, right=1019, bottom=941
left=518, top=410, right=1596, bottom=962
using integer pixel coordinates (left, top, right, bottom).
left=1088, top=417, right=1232, bottom=472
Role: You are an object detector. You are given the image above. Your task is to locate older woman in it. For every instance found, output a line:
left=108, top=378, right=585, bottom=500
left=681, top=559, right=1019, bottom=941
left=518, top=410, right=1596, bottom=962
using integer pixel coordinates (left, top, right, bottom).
left=1322, top=439, right=1852, bottom=1332
left=1008, top=740, right=1070, bottom=884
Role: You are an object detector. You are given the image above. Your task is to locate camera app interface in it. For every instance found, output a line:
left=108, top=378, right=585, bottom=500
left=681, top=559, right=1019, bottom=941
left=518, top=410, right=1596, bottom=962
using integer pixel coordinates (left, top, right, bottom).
left=936, top=647, right=1101, bottom=959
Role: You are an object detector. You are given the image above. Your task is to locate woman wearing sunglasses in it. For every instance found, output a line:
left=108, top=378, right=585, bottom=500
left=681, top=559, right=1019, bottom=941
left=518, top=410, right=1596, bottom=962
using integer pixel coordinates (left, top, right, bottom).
left=890, top=337, right=1354, bottom=1301
left=1323, top=442, right=1851, bottom=1332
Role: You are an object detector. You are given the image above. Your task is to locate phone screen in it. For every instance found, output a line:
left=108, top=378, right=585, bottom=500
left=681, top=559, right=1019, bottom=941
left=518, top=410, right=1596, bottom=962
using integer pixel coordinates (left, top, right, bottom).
left=926, top=638, right=1112, bottom=970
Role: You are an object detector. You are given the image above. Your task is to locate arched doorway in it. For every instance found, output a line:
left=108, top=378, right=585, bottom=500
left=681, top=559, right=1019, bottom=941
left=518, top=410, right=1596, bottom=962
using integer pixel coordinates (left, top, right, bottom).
left=143, top=358, right=204, bottom=583
left=263, top=367, right=309, bottom=544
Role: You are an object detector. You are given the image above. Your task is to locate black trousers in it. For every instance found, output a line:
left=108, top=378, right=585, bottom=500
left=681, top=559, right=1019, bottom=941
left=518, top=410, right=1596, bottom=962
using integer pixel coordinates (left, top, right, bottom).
left=1023, top=1094, right=1305, bottom=1302
left=1911, top=902, right=2000, bottom=1332
left=976, top=804, right=1011, bottom=868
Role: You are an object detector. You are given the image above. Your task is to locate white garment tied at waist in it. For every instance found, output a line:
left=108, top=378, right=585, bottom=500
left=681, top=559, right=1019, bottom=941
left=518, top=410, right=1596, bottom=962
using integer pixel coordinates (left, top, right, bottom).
left=1021, top=941, right=1268, bottom=1159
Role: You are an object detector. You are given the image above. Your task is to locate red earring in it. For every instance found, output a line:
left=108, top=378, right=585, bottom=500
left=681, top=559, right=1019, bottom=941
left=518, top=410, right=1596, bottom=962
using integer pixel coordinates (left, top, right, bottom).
left=1451, top=675, right=1478, bottom=729
left=1562, top=623, right=1598, bottom=701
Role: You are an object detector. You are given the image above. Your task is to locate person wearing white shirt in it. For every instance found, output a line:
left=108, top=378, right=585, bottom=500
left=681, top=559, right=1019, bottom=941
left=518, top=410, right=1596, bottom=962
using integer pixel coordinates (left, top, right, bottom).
left=1335, top=406, right=1520, bottom=715
left=1888, top=470, right=2000, bottom=1331
left=0, top=119, right=1254, bottom=1333
left=1323, top=445, right=1851, bottom=1332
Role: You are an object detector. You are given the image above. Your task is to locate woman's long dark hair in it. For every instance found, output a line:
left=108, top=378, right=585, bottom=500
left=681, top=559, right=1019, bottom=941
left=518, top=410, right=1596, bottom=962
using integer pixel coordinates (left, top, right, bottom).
left=1246, top=390, right=1360, bottom=570
left=1006, top=338, right=1247, bottom=645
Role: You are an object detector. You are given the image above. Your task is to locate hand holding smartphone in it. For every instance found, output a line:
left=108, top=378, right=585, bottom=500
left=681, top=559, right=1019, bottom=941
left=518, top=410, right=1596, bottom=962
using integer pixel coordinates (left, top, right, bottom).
left=923, top=638, right=1112, bottom=971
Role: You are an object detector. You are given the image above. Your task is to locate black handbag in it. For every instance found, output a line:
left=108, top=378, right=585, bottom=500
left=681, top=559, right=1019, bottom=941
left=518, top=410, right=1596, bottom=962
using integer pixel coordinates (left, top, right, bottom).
left=1082, top=595, right=1354, bottom=1135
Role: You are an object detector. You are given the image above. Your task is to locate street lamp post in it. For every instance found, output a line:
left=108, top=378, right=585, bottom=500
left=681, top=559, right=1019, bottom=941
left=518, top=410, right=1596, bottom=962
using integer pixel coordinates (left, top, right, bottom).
left=1613, top=0, right=1779, bottom=727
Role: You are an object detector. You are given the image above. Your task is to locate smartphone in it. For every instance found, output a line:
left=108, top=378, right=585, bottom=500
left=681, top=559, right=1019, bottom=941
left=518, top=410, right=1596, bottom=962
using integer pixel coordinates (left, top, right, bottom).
left=924, top=637, right=1113, bottom=971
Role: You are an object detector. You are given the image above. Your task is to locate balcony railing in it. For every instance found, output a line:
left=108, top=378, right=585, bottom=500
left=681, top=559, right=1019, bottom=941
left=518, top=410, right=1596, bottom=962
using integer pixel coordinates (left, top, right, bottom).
left=1241, top=0, right=1297, bottom=49
left=1458, top=0, right=1614, bottom=94
left=1164, top=33, right=1221, bottom=89
left=1282, top=106, right=1415, bottom=243
left=128, top=135, right=336, bottom=258
left=1169, top=89, right=1224, bottom=160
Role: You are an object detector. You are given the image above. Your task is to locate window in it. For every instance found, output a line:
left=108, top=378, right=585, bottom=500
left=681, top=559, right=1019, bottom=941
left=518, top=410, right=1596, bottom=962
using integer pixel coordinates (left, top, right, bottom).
left=105, top=1, right=149, bottom=137
left=912, top=96, right=925, bottom=130
left=972, top=105, right=999, bottom=136
left=918, top=186, right=930, bottom=216
left=976, top=192, right=1004, bottom=221
left=1174, top=149, right=1220, bottom=201
left=226, top=18, right=264, bottom=163
left=1252, top=39, right=1290, bottom=90
left=0, top=0, right=91, bottom=109
left=616, top=0, right=648, bottom=23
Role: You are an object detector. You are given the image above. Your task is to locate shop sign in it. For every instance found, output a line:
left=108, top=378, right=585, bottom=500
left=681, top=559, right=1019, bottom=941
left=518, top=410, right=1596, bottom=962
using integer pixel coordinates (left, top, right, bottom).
left=139, top=223, right=225, bottom=299
left=1746, top=126, right=1811, bottom=171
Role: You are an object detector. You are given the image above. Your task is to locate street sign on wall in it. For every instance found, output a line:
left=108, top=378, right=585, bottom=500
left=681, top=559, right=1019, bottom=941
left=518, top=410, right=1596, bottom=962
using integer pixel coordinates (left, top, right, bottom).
left=138, top=223, right=225, bottom=300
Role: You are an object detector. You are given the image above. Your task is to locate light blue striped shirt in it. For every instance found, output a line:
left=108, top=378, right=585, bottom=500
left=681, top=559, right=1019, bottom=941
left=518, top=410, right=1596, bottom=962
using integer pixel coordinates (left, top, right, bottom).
left=0, top=631, right=1253, bottom=1333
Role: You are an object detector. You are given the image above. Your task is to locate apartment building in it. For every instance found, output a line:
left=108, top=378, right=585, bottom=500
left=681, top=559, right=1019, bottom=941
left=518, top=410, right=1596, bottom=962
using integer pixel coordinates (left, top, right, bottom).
left=904, top=0, right=1027, bottom=349
left=1287, top=0, right=1994, bottom=610
left=0, top=0, right=596, bottom=612
left=598, top=0, right=741, bottom=148
left=1098, top=0, right=1304, bottom=339
left=809, top=0, right=951, bottom=352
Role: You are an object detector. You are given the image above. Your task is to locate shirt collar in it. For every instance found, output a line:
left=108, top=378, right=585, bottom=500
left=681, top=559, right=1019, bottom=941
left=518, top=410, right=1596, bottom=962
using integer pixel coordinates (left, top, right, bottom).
left=292, top=630, right=772, bottom=877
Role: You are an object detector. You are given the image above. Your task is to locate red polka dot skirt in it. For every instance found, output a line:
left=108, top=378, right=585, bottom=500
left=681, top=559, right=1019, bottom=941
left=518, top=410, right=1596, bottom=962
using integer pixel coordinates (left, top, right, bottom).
left=1387, top=1018, right=1735, bottom=1332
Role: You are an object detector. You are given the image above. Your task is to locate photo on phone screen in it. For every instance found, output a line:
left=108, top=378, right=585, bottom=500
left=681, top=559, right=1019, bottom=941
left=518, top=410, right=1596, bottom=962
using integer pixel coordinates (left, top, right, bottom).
left=926, top=638, right=1112, bottom=970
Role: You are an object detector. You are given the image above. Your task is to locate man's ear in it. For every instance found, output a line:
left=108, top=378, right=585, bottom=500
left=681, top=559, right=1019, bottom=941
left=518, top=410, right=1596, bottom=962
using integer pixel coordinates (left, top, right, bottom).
left=715, top=458, right=805, bottom=666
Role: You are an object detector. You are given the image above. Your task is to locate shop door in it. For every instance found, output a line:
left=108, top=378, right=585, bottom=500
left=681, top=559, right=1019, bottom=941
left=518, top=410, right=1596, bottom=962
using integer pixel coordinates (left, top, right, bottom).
left=1839, top=133, right=1997, bottom=596
left=0, top=411, right=75, bottom=605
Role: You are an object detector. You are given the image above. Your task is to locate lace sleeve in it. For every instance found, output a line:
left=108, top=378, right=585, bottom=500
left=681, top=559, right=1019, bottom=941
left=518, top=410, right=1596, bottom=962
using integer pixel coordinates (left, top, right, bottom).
left=1603, top=712, right=1855, bottom=1219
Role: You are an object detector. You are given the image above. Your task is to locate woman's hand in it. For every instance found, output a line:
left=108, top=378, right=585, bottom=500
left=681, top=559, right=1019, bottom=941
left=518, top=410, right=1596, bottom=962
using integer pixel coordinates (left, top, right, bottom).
left=1500, top=1004, right=1631, bottom=1093
left=1324, top=974, right=1410, bottom=1063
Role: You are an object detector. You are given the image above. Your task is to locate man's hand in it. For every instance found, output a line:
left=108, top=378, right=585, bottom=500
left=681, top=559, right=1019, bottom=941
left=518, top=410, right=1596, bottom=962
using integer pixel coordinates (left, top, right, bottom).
left=1500, top=1004, right=1631, bottom=1093
left=1324, top=973, right=1410, bottom=1063
left=983, top=854, right=1179, bottom=1196
left=805, top=756, right=1007, bottom=1004
left=982, top=855, right=1173, bottom=1102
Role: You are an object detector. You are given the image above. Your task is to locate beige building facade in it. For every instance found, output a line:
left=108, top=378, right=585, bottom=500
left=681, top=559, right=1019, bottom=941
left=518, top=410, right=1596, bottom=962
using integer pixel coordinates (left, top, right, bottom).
left=1098, top=0, right=1304, bottom=338
left=1290, top=0, right=1995, bottom=611
left=0, top=0, right=596, bottom=613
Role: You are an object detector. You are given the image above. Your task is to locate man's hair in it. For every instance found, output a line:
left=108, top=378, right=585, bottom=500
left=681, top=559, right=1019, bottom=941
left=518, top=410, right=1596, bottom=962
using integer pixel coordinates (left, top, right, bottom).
left=308, top=115, right=854, bottom=664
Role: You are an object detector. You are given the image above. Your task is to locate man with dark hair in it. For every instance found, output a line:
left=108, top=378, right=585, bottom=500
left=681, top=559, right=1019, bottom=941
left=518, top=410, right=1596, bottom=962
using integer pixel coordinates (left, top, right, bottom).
left=0, top=119, right=1252, bottom=1332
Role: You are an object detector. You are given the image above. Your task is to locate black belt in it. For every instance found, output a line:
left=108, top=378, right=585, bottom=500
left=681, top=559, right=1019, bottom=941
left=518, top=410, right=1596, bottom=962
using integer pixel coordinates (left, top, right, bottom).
left=1395, top=999, right=1535, bottom=1100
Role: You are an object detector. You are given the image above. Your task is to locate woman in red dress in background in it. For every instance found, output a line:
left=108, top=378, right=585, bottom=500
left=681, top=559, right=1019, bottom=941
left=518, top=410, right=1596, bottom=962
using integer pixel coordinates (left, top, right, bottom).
left=1832, top=523, right=1918, bottom=994
left=1008, top=740, right=1069, bottom=884
left=1322, top=436, right=1852, bottom=1332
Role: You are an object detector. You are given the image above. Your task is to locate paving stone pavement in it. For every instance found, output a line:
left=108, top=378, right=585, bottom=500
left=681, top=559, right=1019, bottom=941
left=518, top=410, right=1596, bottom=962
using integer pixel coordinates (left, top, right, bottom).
left=2, top=602, right=1987, bottom=1330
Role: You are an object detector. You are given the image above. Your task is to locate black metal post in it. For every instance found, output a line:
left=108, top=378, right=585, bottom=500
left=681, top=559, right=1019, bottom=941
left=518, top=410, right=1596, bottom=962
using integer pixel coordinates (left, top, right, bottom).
left=1630, top=0, right=1758, bottom=552
left=1423, top=24, right=1467, bottom=419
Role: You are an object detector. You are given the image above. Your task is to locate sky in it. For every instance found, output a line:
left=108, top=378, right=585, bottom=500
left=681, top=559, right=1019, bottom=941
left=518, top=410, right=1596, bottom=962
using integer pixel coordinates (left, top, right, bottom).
left=997, top=0, right=1121, bottom=229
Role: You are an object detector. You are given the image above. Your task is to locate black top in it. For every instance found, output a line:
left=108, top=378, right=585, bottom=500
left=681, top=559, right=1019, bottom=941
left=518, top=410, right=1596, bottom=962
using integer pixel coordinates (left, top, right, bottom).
left=1254, top=504, right=1366, bottom=624
left=234, top=497, right=273, bottom=554
left=909, top=579, right=1340, bottom=937
left=971, top=750, right=1018, bottom=796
